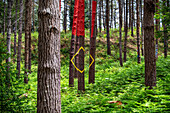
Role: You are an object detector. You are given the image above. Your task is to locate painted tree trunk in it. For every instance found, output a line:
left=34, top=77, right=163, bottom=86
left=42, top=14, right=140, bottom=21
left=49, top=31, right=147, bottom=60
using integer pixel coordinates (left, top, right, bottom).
left=13, top=0, right=18, bottom=56
left=17, top=0, right=23, bottom=77
left=77, top=0, right=85, bottom=91
left=24, top=0, right=32, bottom=84
left=37, top=0, right=61, bottom=112
left=89, top=0, right=97, bottom=84
left=3, top=0, right=6, bottom=38
left=64, top=0, right=67, bottom=33
left=89, top=0, right=92, bottom=37
left=136, top=0, right=141, bottom=63
left=144, top=0, right=156, bottom=89
left=69, top=0, right=79, bottom=87
left=124, top=0, right=128, bottom=62
left=106, top=0, right=111, bottom=55
left=119, top=0, right=123, bottom=67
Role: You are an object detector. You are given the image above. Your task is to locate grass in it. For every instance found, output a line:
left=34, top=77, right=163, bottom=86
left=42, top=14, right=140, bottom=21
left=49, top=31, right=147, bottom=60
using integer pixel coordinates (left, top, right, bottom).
left=0, top=29, right=170, bottom=112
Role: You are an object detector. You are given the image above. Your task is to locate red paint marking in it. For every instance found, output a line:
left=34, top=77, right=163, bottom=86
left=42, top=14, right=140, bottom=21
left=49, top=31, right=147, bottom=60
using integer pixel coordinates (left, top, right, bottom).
left=72, top=0, right=79, bottom=35
left=91, top=1, right=97, bottom=38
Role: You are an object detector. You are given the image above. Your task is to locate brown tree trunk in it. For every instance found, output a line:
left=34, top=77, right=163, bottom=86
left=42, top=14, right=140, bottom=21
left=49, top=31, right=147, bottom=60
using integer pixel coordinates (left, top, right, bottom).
left=37, top=0, right=61, bottom=112
left=24, top=0, right=32, bottom=84
left=144, top=0, right=156, bottom=89
left=3, top=0, right=6, bottom=38
left=124, top=0, right=128, bottom=62
left=129, top=0, right=131, bottom=28
left=77, top=0, right=85, bottom=92
left=32, top=0, right=35, bottom=32
left=99, top=0, right=102, bottom=33
left=13, top=0, right=18, bottom=56
left=89, top=0, right=97, bottom=84
left=136, top=0, right=141, bottom=63
left=119, top=0, right=123, bottom=67
left=17, top=0, right=23, bottom=77
left=106, top=0, right=111, bottom=55
left=64, top=0, right=67, bottom=33
left=6, top=0, right=13, bottom=84
left=131, top=0, right=134, bottom=36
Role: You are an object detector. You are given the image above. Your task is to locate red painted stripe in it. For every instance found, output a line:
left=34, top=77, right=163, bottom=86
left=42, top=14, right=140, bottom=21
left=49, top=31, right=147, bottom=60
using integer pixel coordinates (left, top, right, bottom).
left=72, top=0, right=79, bottom=35
left=77, top=0, right=85, bottom=36
left=91, top=1, right=97, bottom=38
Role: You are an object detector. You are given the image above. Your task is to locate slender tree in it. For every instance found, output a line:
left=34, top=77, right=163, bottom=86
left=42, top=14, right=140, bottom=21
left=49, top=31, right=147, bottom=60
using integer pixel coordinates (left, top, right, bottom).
left=16, top=0, right=23, bottom=77
left=155, top=0, right=160, bottom=59
left=102, top=0, right=105, bottom=30
left=69, top=0, right=74, bottom=30
left=129, top=0, right=131, bottom=28
left=110, top=0, right=113, bottom=28
left=69, top=0, right=79, bottom=87
left=3, top=0, right=6, bottom=38
left=99, top=0, right=102, bottom=33
left=77, top=0, right=85, bottom=91
left=24, top=0, right=32, bottom=83
left=124, top=0, right=128, bottom=62
left=6, top=0, right=13, bottom=80
left=118, top=0, right=123, bottom=67
left=32, top=0, right=35, bottom=32
left=13, top=0, right=18, bottom=56
left=89, top=0, right=97, bottom=84
left=144, top=0, right=156, bottom=89
left=37, top=0, right=61, bottom=112
left=131, top=0, right=134, bottom=36
left=140, top=0, right=144, bottom=56
left=89, top=0, right=92, bottom=37
left=106, top=0, right=111, bottom=55
left=113, top=0, right=117, bottom=29
left=136, top=0, right=141, bottom=63
left=63, top=0, right=67, bottom=33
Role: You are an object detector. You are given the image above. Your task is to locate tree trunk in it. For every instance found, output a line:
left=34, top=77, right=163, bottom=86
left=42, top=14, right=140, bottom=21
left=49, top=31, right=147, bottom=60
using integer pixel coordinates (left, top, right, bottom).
left=106, top=0, right=111, bottom=55
left=99, top=0, right=102, bottom=33
left=110, top=0, right=113, bottom=28
left=17, top=0, right=23, bottom=77
left=64, top=0, right=67, bottom=33
left=69, top=0, right=79, bottom=87
left=77, top=0, right=85, bottom=91
left=37, top=0, right=61, bottom=112
left=13, top=0, right=18, bottom=56
left=155, top=0, right=159, bottom=59
left=69, top=0, right=74, bottom=30
left=89, top=0, right=92, bottom=38
left=131, top=0, right=134, bottom=36
left=6, top=0, right=13, bottom=81
left=89, top=0, right=97, bottom=84
left=124, top=0, right=128, bottom=62
left=32, top=0, right=35, bottom=32
left=136, top=0, right=141, bottom=63
left=163, top=0, right=168, bottom=58
left=140, top=0, right=144, bottom=56
left=3, top=0, right=6, bottom=38
left=118, top=0, right=123, bottom=67
left=102, top=0, right=105, bottom=30
left=129, top=0, right=131, bottom=28
left=144, top=0, right=156, bottom=89
left=114, top=0, right=117, bottom=29
left=24, top=0, right=32, bottom=84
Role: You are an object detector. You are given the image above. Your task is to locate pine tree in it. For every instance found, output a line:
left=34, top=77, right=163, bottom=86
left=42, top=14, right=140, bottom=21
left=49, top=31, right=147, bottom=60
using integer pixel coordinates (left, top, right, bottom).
left=37, top=0, right=61, bottom=112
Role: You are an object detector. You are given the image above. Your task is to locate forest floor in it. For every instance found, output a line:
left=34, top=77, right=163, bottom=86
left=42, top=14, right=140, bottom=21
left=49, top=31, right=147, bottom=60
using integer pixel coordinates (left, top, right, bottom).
left=0, top=29, right=170, bottom=112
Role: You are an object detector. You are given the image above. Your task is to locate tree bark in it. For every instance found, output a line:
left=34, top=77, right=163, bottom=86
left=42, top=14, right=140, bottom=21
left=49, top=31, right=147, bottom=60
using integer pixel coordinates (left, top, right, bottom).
left=136, top=0, right=141, bottom=63
left=13, top=0, right=18, bottom=56
left=32, top=0, right=35, bottom=32
left=144, top=0, right=156, bottom=89
left=69, top=0, right=79, bottom=87
left=106, top=0, right=111, bottom=55
left=64, top=0, right=67, bottom=33
left=17, top=0, right=23, bottom=77
left=119, top=0, right=123, bottom=67
left=131, top=0, right=134, bottom=36
left=24, top=0, right=32, bottom=84
left=89, top=0, right=97, bottom=84
left=77, top=0, right=85, bottom=91
left=69, top=0, right=74, bottom=30
left=124, top=0, right=128, bottom=62
left=99, top=0, right=102, bottom=33
left=89, top=0, right=92, bottom=38
left=37, top=0, right=61, bottom=112
left=6, top=0, right=13, bottom=81
left=129, top=0, right=131, bottom=28
left=3, top=0, right=6, bottom=38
